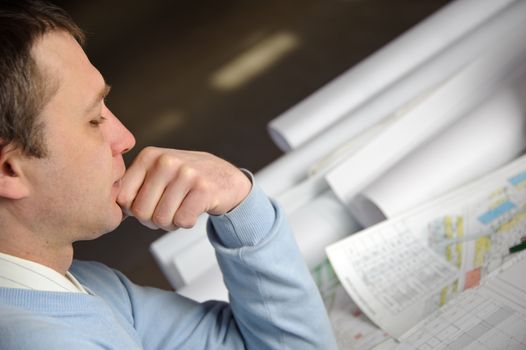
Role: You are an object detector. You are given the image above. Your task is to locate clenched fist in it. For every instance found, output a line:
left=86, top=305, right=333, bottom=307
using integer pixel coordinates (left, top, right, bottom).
left=117, top=147, right=252, bottom=231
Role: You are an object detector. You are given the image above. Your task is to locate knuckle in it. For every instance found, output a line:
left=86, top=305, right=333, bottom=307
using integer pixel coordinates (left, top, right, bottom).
left=116, top=193, right=131, bottom=208
left=197, top=150, right=214, bottom=158
left=179, top=164, right=197, bottom=181
left=195, top=150, right=210, bottom=157
left=155, top=153, right=179, bottom=172
left=193, top=178, right=210, bottom=194
left=173, top=213, right=197, bottom=229
left=143, top=146, right=159, bottom=154
left=137, top=146, right=158, bottom=163
left=152, top=211, right=170, bottom=228
left=130, top=206, right=150, bottom=222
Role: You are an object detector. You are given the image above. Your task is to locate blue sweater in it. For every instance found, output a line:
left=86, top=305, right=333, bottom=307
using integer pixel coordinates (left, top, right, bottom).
left=0, top=182, right=337, bottom=349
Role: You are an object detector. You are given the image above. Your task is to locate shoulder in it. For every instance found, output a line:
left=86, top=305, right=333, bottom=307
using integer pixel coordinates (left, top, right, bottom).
left=70, top=259, right=127, bottom=290
left=0, top=305, right=95, bottom=349
left=0, top=304, right=56, bottom=332
left=69, top=260, right=134, bottom=315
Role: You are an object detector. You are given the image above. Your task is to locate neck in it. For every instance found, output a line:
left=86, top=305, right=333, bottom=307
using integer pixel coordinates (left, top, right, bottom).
left=0, top=200, right=77, bottom=276
left=0, top=234, right=73, bottom=276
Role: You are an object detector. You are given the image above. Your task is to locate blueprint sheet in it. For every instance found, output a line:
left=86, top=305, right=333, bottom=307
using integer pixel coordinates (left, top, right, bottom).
left=313, top=258, right=394, bottom=349
left=374, top=252, right=526, bottom=350
left=327, top=154, right=526, bottom=339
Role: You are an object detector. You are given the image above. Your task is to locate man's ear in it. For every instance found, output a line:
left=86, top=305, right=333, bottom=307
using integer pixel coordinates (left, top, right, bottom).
left=0, top=143, right=31, bottom=199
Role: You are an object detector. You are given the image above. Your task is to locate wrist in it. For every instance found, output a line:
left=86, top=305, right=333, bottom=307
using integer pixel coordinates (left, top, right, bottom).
left=229, top=168, right=253, bottom=212
left=208, top=174, right=275, bottom=248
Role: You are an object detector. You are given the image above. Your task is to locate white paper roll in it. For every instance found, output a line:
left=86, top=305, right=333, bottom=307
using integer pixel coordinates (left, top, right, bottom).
left=286, top=190, right=361, bottom=270
left=150, top=215, right=214, bottom=289
left=267, top=0, right=516, bottom=152
left=349, top=76, right=526, bottom=227
left=177, top=264, right=228, bottom=303
left=151, top=187, right=361, bottom=290
left=258, top=0, right=526, bottom=199
left=177, top=190, right=362, bottom=302
left=326, top=16, right=526, bottom=206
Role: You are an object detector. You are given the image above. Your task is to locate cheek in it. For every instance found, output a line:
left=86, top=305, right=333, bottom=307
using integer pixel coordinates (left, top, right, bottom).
left=50, top=125, right=115, bottom=186
left=85, top=150, right=114, bottom=184
left=64, top=147, right=114, bottom=196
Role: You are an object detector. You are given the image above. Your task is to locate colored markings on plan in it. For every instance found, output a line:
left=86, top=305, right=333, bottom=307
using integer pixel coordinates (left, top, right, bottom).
left=478, top=201, right=516, bottom=225
left=509, top=171, right=526, bottom=187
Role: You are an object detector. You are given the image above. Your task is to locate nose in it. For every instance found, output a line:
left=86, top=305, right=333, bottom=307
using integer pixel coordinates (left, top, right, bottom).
left=104, top=107, right=136, bottom=156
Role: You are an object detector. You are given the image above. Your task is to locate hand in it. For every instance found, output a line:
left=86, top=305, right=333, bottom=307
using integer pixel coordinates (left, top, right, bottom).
left=116, top=147, right=252, bottom=231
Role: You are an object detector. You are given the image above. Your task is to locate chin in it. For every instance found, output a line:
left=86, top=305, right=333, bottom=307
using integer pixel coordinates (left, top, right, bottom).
left=106, top=205, right=126, bottom=231
left=72, top=204, right=125, bottom=242
left=90, top=205, right=125, bottom=239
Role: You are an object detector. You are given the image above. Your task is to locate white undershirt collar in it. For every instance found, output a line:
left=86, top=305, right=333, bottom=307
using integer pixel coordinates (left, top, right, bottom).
left=0, top=251, right=87, bottom=294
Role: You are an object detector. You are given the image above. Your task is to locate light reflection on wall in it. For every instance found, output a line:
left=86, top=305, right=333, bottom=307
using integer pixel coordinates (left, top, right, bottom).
left=210, top=31, right=300, bottom=91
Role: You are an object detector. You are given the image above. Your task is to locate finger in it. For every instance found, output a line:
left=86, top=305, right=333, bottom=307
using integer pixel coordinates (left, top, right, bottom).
left=173, top=187, right=210, bottom=229
left=120, top=203, right=157, bottom=229
left=117, top=160, right=148, bottom=211
left=137, top=218, right=160, bottom=230
left=117, top=147, right=165, bottom=209
left=151, top=178, right=192, bottom=231
left=129, top=167, right=177, bottom=225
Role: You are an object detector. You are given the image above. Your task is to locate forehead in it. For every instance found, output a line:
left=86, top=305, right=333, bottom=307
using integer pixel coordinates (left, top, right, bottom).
left=31, top=30, right=105, bottom=111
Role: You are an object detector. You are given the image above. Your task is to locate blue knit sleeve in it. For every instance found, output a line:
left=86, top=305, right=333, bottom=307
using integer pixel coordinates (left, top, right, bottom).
left=206, top=176, right=338, bottom=349
left=116, top=176, right=338, bottom=349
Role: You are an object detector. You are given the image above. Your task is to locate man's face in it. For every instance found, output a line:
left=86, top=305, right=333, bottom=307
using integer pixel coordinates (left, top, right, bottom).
left=19, top=30, right=136, bottom=244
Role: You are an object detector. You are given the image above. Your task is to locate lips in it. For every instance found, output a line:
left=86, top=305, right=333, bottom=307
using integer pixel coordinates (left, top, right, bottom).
left=113, top=170, right=125, bottom=189
left=111, top=178, right=122, bottom=199
left=113, top=178, right=130, bottom=221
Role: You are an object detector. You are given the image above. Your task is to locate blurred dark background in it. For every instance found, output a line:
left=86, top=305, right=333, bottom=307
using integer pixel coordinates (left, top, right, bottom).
left=55, top=0, right=452, bottom=290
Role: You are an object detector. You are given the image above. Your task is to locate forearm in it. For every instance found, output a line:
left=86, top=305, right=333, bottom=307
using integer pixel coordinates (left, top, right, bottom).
left=208, top=178, right=338, bottom=350
left=116, top=147, right=337, bottom=348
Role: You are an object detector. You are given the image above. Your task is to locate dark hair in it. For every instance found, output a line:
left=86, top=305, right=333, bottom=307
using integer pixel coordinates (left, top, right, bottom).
left=0, top=0, right=84, bottom=157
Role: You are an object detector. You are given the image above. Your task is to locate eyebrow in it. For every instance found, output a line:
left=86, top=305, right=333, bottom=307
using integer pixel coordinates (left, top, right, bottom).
left=85, top=83, right=111, bottom=115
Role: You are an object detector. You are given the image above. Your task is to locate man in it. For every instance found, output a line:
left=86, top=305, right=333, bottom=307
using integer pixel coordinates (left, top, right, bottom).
left=0, top=1, right=337, bottom=349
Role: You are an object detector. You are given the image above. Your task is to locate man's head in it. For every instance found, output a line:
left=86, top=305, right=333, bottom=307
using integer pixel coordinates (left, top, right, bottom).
left=0, top=1, right=136, bottom=257
left=0, top=0, right=84, bottom=157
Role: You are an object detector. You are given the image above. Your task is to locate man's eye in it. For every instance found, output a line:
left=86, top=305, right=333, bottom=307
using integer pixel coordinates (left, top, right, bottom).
left=90, top=116, right=106, bottom=126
